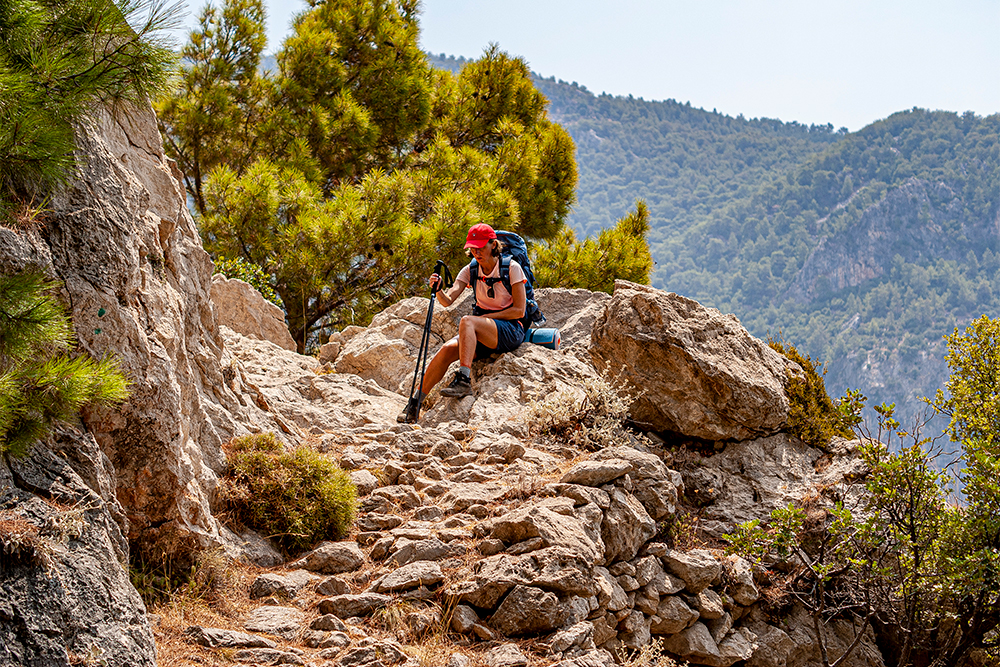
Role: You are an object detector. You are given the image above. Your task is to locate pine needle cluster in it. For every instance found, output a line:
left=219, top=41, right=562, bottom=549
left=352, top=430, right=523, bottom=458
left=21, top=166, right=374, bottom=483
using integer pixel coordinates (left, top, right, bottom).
left=0, top=0, right=179, bottom=216
left=0, top=271, right=130, bottom=458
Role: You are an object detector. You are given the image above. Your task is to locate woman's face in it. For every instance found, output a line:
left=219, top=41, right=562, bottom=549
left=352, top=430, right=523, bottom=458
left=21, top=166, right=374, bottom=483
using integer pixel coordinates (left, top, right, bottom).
left=468, top=242, right=492, bottom=262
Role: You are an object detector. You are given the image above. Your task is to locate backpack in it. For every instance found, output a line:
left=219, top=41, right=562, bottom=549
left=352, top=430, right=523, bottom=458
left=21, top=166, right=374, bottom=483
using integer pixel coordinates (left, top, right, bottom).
left=469, top=230, right=546, bottom=326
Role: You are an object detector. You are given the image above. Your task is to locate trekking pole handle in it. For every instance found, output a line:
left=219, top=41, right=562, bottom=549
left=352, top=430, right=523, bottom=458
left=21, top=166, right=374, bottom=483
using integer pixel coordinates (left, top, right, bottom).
left=431, top=260, right=453, bottom=294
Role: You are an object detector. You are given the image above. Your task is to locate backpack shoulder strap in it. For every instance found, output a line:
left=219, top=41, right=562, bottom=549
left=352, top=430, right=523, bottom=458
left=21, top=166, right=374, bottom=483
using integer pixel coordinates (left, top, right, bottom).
left=499, top=255, right=512, bottom=295
left=468, top=259, right=479, bottom=308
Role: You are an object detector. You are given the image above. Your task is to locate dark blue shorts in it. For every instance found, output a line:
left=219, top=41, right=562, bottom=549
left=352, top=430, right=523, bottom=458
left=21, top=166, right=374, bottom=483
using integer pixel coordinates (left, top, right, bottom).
left=475, top=318, right=526, bottom=360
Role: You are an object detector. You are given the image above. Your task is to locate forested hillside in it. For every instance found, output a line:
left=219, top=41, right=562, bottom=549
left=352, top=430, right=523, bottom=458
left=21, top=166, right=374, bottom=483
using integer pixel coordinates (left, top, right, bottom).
left=429, top=53, right=1000, bottom=428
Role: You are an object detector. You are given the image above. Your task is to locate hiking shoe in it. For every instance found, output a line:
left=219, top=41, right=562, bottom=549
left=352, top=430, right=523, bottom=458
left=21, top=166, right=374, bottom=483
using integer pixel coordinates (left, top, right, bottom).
left=440, top=372, right=472, bottom=398
left=396, top=398, right=419, bottom=424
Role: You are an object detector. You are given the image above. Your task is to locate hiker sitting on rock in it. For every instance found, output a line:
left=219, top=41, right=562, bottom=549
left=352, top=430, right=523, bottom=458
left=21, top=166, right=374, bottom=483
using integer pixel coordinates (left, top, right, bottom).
left=398, top=223, right=529, bottom=423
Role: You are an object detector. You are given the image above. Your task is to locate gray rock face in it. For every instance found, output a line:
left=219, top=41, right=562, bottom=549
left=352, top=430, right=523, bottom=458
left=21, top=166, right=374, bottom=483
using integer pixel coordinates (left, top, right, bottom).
left=490, top=501, right=604, bottom=564
left=601, top=487, right=655, bottom=563
left=590, top=281, right=796, bottom=441
left=0, top=429, right=155, bottom=667
left=651, top=596, right=700, bottom=635
left=662, top=549, right=723, bottom=594
left=662, top=622, right=722, bottom=665
left=592, top=446, right=680, bottom=520
left=211, top=274, right=296, bottom=351
left=448, top=547, right=596, bottom=609
left=490, top=585, right=567, bottom=636
left=682, top=434, right=867, bottom=536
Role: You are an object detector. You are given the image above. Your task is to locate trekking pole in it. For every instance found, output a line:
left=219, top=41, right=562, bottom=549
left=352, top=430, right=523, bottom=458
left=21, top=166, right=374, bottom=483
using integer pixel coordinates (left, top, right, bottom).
left=407, top=260, right=452, bottom=421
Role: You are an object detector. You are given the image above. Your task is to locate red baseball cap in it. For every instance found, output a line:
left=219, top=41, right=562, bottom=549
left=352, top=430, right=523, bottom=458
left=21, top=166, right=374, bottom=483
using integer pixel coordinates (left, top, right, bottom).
left=464, top=223, right=497, bottom=249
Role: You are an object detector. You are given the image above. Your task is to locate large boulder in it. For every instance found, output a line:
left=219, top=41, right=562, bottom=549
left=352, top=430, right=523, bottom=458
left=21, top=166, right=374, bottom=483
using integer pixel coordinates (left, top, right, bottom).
left=334, top=292, right=468, bottom=395
left=421, top=343, right=600, bottom=431
left=211, top=274, right=296, bottom=351
left=589, top=281, right=797, bottom=441
left=219, top=326, right=406, bottom=433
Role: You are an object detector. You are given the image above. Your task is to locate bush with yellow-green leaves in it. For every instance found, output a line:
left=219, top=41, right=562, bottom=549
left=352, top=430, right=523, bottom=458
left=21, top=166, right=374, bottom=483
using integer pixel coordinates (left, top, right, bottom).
left=219, top=432, right=356, bottom=554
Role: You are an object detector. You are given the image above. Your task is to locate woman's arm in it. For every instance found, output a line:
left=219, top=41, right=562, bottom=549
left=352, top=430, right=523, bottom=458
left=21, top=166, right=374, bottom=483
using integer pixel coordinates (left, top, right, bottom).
left=433, top=274, right=467, bottom=307
left=480, top=280, right=526, bottom=320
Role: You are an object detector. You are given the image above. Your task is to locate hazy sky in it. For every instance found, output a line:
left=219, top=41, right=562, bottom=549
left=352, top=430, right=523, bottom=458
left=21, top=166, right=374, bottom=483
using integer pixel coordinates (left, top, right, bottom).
left=170, top=0, right=1000, bottom=131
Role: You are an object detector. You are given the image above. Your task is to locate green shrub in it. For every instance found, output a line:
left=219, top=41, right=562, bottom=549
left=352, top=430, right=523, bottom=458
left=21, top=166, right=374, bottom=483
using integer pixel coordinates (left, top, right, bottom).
left=768, top=335, right=853, bottom=447
left=220, top=432, right=356, bottom=554
left=0, top=271, right=130, bottom=457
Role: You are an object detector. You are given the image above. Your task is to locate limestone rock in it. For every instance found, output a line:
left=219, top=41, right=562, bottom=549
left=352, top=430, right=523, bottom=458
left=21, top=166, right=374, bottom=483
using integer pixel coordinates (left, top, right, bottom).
left=662, top=548, right=723, bottom=594
left=650, top=596, right=700, bottom=635
left=317, top=593, right=392, bottom=618
left=250, top=570, right=318, bottom=600
left=486, top=643, right=530, bottom=667
left=374, top=561, right=444, bottom=593
left=490, top=501, right=604, bottom=563
left=0, top=107, right=228, bottom=557
left=592, top=446, right=681, bottom=520
left=211, top=274, right=295, bottom=351
left=243, top=606, right=305, bottom=640
left=233, top=648, right=306, bottom=665
left=705, top=628, right=757, bottom=667
left=590, top=281, right=796, bottom=441
left=619, top=610, right=652, bottom=650
left=549, top=621, right=596, bottom=654
left=447, top=547, right=596, bottom=608
left=335, top=293, right=469, bottom=394
left=533, top=288, right=613, bottom=348
left=549, top=650, right=617, bottom=667
left=291, top=541, right=365, bottom=574
left=727, top=556, right=760, bottom=606
left=335, top=639, right=409, bottom=666
left=422, top=343, right=600, bottom=431
left=601, top=487, right=656, bottom=563
left=662, top=621, right=723, bottom=665
left=560, top=459, right=631, bottom=487
left=220, top=326, right=406, bottom=433
left=490, top=585, right=567, bottom=636
left=682, top=434, right=868, bottom=536
left=186, top=626, right=277, bottom=649
left=451, top=605, right=480, bottom=633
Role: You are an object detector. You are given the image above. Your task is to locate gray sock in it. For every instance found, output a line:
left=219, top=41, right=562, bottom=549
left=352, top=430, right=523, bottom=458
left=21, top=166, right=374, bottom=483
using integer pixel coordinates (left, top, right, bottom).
left=416, top=390, right=427, bottom=403
left=458, top=366, right=471, bottom=379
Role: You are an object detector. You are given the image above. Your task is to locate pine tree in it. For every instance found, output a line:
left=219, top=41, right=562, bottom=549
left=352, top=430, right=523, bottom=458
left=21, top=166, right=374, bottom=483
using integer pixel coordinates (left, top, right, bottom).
left=0, top=272, right=129, bottom=458
left=533, top=200, right=653, bottom=292
left=154, top=0, right=270, bottom=213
